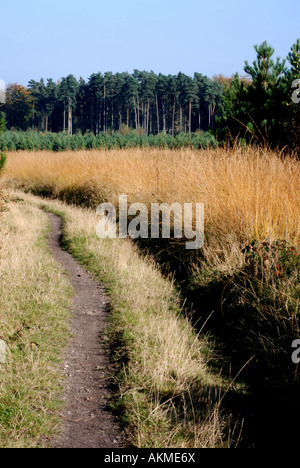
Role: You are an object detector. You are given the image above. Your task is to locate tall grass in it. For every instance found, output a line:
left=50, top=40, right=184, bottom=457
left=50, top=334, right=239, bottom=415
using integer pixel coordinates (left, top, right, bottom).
left=15, top=191, right=233, bottom=448
left=0, top=152, right=6, bottom=173
left=4, top=146, right=300, bottom=446
left=5, top=147, right=300, bottom=349
left=4, top=146, right=300, bottom=248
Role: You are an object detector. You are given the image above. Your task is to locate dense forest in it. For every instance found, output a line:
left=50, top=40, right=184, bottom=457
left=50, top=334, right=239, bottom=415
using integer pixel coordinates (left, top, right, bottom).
left=1, top=40, right=300, bottom=150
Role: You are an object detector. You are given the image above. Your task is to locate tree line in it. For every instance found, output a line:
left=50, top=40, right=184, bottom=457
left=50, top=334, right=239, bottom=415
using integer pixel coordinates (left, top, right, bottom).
left=1, top=39, right=300, bottom=150
left=1, top=71, right=225, bottom=136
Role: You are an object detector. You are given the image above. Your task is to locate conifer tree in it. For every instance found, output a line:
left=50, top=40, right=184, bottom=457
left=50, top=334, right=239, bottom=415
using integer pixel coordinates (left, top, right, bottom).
left=284, top=39, right=300, bottom=148
left=0, top=112, right=6, bottom=174
left=0, top=152, right=6, bottom=174
left=58, top=75, right=78, bottom=134
left=243, top=41, right=287, bottom=144
left=0, top=112, right=6, bottom=134
left=287, top=39, right=300, bottom=79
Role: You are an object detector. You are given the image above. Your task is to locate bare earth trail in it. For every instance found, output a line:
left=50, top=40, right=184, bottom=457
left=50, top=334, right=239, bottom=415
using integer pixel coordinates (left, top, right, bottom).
left=46, top=213, right=125, bottom=449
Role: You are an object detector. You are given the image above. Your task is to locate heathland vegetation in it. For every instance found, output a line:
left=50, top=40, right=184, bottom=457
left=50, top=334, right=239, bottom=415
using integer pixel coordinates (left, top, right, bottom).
left=2, top=146, right=300, bottom=447
left=0, top=198, right=71, bottom=447
left=0, top=40, right=299, bottom=448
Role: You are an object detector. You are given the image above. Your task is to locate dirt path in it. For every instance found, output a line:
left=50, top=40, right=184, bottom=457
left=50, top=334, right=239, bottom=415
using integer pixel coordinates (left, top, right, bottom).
left=46, top=213, right=125, bottom=449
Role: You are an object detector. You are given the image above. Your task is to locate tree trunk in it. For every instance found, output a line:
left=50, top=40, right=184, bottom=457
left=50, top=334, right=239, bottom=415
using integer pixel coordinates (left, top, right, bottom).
left=211, top=104, right=216, bottom=130
left=180, top=106, right=183, bottom=133
left=98, top=101, right=101, bottom=135
left=172, top=96, right=176, bottom=136
left=189, top=100, right=192, bottom=134
left=63, top=106, right=66, bottom=132
left=156, top=94, right=160, bottom=134
left=142, top=102, right=145, bottom=134
left=133, top=97, right=137, bottom=129
left=68, top=98, right=72, bottom=136
left=198, top=105, right=201, bottom=131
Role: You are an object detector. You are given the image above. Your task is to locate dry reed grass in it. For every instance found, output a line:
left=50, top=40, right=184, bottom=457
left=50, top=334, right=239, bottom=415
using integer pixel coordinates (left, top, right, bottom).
left=4, top=147, right=299, bottom=249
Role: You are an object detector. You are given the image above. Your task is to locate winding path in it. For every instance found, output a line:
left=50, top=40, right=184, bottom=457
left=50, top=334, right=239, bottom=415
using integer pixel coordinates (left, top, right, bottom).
left=47, top=213, right=124, bottom=449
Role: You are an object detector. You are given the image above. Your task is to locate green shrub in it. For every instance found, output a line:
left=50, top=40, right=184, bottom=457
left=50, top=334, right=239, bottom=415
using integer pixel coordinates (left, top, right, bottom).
left=0, top=152, right=6, bottom=173
left=0, top=130, right=219, bottom=151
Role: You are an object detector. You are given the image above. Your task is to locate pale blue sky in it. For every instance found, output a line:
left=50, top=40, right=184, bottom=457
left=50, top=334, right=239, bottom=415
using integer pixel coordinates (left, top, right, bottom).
left=1, top=0, right=299, bottom=86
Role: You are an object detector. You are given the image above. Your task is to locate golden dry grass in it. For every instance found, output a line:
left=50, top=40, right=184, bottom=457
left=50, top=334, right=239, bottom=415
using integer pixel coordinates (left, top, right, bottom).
left=4, top=146, right=300, bottom=275
left=13, top=191, right=232, bottom=448
left=4, top=146, right=300, bottom=243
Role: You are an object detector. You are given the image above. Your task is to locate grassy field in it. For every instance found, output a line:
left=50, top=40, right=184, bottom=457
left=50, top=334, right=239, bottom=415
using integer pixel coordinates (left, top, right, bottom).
left=0, top=197, right=72, bottom=447
left=8, top=191, right=233, bottom=448
left=1, top=146, right=300, bottom=447
left=4, top=147, right=299, bottom=245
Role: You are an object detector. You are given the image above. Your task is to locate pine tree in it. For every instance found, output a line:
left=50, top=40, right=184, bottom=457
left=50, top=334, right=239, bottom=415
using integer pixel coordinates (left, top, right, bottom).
left=217, top=73, right=249, bottom=141
left=0, top=114, right=6, bottom=184
left=58, top=75, right=78, bottom=135
left=0, top=112, right=6, bottom=134
left=244, top=41, right=286, bottom=91
left=243, top=41, right=287, bottom=144
left=28, top=78, right=58, bottom=131
left=283, top=39, right=300, bottom=148
left=194, top=73, right=210, bottom=131
left=3, top=83, right=32, bottom=130
left=156, top=74, right=170, bottom=134
left=287, top=39, right=300, bottom=79
left=184, top=76, right=198, bottom=134
left=0, top=113, right=6, bottom=173
left=88, top=73, right=104, bottom=134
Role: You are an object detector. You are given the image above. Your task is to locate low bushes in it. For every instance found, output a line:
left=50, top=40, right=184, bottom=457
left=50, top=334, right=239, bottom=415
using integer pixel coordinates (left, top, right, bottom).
left=0, top=130, right=218, bottom=152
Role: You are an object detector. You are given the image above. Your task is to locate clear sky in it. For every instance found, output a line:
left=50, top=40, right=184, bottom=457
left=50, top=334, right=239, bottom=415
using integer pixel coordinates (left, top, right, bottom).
left=1, top=0, right=299, bottom=86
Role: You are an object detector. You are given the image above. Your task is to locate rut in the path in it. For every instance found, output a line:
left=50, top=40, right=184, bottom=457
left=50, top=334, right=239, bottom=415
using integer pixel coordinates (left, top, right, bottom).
left=46, top=213, right=125, bottom=449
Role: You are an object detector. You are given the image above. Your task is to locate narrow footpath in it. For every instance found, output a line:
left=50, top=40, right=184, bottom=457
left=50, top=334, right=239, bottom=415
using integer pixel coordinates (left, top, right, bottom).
left=46, top=212, right=125, bottom=449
